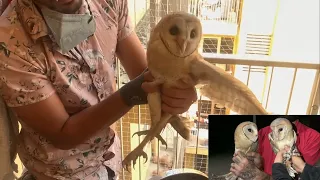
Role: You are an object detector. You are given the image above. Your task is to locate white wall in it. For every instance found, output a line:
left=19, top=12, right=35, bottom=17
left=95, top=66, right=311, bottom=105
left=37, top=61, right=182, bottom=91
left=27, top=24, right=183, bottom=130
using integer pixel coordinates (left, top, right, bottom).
left=267, top=0, right=319, bottom=114
left=271, top=0, right=319, bottom=62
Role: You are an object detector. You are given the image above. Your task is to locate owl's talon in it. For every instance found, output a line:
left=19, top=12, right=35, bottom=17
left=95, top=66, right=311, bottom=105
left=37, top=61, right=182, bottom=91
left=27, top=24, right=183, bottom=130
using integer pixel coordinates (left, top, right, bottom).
left=122, top=147, right=148, bottom=172
left=132, top=130, right=168, bottom=149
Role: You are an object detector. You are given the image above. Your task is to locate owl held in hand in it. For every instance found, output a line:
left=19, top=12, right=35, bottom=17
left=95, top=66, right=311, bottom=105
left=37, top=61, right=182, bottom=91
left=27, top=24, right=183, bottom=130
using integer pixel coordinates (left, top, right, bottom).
left=212, top=121, right=259, bottom=180
left=122, top=12, right=268, bottom=171
left=268, top=118, right=301, bottom=178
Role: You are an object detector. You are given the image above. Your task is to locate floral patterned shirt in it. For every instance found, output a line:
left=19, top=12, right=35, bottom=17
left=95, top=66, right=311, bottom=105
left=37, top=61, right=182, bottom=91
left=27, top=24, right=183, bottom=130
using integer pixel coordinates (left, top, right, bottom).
left=0, top=0, right=133, bottom=179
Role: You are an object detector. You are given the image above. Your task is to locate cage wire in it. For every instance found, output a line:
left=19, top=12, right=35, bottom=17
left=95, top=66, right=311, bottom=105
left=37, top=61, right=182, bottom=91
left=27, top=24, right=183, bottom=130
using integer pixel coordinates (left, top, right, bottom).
left=113, top=0, right=242, bottom=179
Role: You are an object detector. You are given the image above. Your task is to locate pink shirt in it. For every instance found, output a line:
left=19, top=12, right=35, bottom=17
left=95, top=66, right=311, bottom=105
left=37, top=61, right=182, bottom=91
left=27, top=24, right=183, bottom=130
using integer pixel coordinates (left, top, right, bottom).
left=258, top=120, right=320, bottom=175
left=0, top=0, right=133, bottom=179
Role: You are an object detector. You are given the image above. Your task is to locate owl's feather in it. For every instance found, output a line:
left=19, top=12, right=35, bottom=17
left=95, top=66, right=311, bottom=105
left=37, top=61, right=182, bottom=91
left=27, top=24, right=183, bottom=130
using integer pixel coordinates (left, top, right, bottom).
left=122, top=12, right=268, bottom=171
left=268, top=118, right=301, bottom=178
left=191, top=59, right=268, bottom=115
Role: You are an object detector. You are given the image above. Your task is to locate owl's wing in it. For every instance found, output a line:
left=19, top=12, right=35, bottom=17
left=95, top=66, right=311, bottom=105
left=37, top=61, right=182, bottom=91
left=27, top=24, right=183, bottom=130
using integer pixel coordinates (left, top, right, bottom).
left=291, top=131, right=301, bottom=156
left=268, top=132, right=279, bottom=154
left=249, top=141, right=259, bottom=154
left=189, top=57, right=268, bottom=115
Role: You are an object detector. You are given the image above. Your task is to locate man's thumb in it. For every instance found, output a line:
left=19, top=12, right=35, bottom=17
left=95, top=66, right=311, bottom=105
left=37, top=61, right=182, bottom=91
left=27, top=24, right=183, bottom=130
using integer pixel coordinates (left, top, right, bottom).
left=246, top=152, right=258, bottom=157
left=141, top=82, right=159, bottom=93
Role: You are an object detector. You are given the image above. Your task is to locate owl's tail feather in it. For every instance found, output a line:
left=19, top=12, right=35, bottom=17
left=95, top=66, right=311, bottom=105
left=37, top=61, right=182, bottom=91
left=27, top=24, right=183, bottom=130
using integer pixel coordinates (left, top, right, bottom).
left=190, top=58, right=268, bottom=115
left=169, top=115, right=192, bottom=140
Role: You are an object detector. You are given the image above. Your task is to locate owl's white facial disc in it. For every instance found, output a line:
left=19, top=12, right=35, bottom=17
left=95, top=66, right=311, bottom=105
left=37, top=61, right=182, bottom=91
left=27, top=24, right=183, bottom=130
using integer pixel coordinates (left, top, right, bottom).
left=270, top=118, right=292, bottom=141
left=159, top=14, right=202, bottom=58
left=242, top=123, right=258, bottom=142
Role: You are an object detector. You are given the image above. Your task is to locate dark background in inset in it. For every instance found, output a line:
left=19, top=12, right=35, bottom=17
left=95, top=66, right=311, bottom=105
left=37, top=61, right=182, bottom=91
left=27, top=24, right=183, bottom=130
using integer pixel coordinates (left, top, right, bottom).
left=208, top=115, right=255, bottom=176
left=208, top=115, right=320, bottom=177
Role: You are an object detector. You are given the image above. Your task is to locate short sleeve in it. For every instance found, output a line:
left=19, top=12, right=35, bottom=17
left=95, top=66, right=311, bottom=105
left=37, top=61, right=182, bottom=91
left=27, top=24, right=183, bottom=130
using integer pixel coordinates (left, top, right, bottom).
left=0, top=47, right=55, bottom=107
left=116, top=0, right=134, bottom=41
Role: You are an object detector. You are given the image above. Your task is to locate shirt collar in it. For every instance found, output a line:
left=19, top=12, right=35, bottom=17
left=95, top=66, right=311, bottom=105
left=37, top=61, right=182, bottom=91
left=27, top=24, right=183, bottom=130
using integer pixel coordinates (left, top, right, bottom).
left=16, top=0, right=91, bottom=43
left=16, top=0, right=49, bottom=42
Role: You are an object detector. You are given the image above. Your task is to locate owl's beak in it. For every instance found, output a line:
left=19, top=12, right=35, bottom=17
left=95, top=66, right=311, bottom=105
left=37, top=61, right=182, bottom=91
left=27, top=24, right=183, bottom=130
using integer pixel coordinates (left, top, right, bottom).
left=177, top=38, right=187, bottom=54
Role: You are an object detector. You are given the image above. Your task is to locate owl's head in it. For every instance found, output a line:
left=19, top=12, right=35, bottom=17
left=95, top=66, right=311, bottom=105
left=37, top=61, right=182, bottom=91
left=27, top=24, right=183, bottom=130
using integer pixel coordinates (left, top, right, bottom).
left=270, top=118, right=293, bottom=141
left=154, top=12, right=202, bottom=58
left=236, top=121, right=258, bottom=143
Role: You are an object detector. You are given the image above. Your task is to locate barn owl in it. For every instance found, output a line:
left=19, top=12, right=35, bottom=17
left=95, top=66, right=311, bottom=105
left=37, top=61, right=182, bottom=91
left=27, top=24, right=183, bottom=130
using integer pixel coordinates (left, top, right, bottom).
left=268, top=118, right=300, bottom=178
left=122, top=12, right=268, bottom=171
left=212, top=121, right=259, bottom=180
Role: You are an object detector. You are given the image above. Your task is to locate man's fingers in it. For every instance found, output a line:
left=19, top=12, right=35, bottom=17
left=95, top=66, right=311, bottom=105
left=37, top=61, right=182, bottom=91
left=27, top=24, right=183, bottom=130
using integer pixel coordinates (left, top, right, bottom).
left=175, top=78, right=197, bottom=89
left=143, top=70, right=154, bottom=82
left=141, top=82, right=159, bottom=93
left=162, top=103, right=188, bottom=115
left=230, top=163, right=241, bottom=176
left=246, top=152, right=258, bottom=158
left=232, top=155, right=242, bottom=165
left=237, top=151, right=246, bottom=159
left=161, top=94, right=192, bottom=108
left=161, top=88, right=197, bottom=102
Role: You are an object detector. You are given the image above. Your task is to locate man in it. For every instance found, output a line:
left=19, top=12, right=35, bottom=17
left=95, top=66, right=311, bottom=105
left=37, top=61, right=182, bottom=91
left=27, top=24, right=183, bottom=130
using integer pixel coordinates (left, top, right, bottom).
left=230, top=116, right=320, bottom=179
left=0, top=0, right=197, bottom=179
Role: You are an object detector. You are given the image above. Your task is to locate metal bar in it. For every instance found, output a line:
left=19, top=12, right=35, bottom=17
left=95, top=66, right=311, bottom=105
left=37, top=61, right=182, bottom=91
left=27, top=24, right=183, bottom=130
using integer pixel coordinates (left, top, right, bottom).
left=175, top=131, right=178, bottom=169
left=116, top=58, right=125, bottom=180
left=203, top=54, right=320, bottom=70
left=195, top=96, right=202, bottom=169
left=260, top=67, right=269, bottom=103
left=253, top=115, right=256, bottom=124
left=217, top=37, right=221, bottom=54
left=265, top=67, right=274, bottom=109
left=307, top=70, right=320, bottom=114
left=285, top=68, right=298, bottom=114
left=246, top=65, right=252, bottom=86
left=157, top=139, right=160, bottom=175
left=137, top=107, right=142, bottom=180
left=134, top=1, right=142, bottom=178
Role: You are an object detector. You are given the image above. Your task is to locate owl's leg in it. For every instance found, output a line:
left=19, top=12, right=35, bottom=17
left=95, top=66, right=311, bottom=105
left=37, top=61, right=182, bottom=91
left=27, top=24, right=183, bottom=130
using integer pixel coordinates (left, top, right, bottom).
left=169, top=115, right=192, bottom=140
left=131, top=91, right=167, bottom=148
left=132, top=130, right=167, bottom=148
left=123, top=113, right=172, bottom=171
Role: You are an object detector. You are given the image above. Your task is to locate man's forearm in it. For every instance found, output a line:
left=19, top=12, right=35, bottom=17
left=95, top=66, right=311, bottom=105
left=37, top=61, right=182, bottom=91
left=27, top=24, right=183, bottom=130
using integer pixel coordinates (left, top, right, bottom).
left=58, top=91, right=132, bottom=149
left=116, top=32, right=148, bottom=79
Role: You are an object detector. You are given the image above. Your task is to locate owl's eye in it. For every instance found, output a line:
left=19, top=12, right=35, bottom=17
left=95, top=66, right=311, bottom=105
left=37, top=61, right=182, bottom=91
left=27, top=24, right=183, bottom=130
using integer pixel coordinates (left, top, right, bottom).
left=190, top=29, right=196, bottom=38
left=169, top=25, right=179, bottom=35
left=248, top=128, right=252, bottom=133
left=279, top=128, right=283, bottom=132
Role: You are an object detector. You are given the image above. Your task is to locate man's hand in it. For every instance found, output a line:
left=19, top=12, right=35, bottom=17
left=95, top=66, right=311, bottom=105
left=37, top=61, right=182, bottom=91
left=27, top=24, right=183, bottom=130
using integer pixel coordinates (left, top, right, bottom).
left=291, top=156, right=306, bottom=173
left=246, top=152, right=264, bottom=170
left=274, top=145, right=290, bottom=163
left=142, top=71, right=197, bottom=115
left=230, top=151, right=260, bottom=179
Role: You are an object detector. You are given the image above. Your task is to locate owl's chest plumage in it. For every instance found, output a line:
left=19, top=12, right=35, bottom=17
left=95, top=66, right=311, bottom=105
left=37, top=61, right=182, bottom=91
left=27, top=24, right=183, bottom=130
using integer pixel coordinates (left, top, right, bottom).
left=147, top=44, right=195, bottom=86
